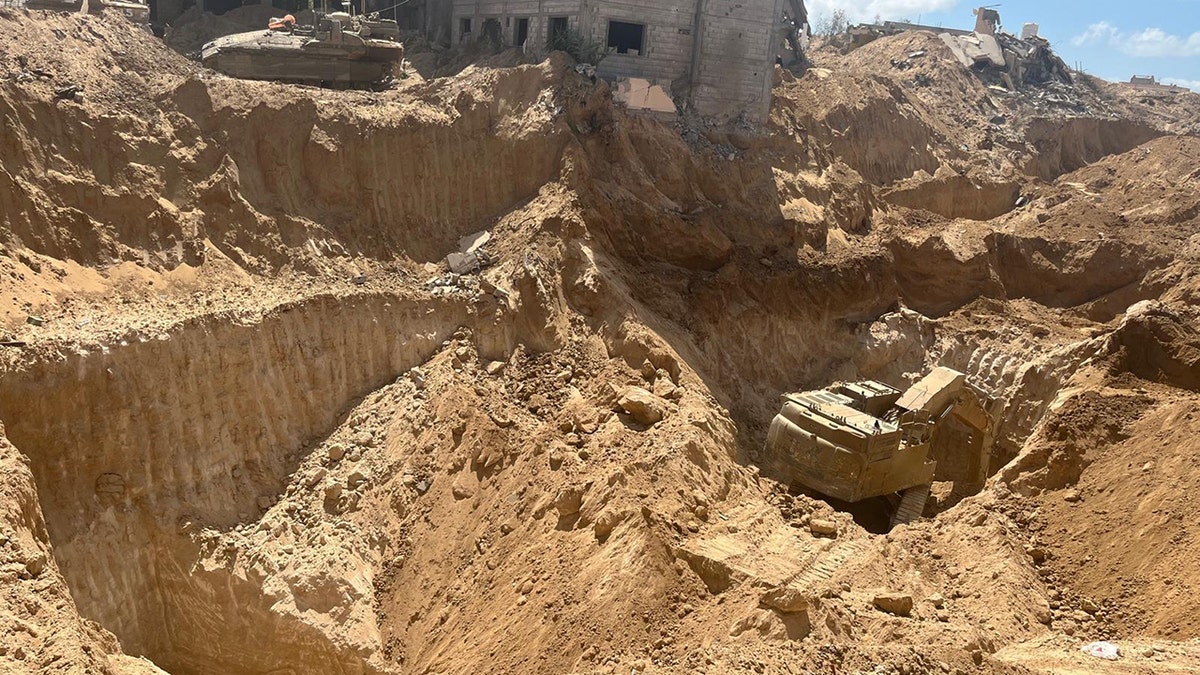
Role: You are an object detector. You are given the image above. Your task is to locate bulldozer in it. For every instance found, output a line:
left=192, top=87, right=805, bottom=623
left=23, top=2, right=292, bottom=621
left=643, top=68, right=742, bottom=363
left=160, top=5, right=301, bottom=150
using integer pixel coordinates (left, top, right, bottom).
left=762, top=367, right=995, bottom=528
left=201, top=12, right=403, bottom=86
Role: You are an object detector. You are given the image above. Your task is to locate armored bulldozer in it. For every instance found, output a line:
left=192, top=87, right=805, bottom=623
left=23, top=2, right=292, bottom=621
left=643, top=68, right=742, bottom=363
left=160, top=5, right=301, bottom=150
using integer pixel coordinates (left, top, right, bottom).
left=762, top=367, right=995, bottom=527
left=200, top=12, right=403, bottom=86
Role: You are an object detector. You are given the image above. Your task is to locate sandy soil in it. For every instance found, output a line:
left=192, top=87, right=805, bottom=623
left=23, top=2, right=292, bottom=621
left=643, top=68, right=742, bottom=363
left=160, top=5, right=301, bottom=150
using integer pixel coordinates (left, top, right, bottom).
left=1, top=7, right=1199, bottom=675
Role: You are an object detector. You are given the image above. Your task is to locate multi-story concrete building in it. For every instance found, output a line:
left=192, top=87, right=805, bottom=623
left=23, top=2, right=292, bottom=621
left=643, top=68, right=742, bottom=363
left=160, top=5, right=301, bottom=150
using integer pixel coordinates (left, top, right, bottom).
left=450, top=0, right=788, bottom=122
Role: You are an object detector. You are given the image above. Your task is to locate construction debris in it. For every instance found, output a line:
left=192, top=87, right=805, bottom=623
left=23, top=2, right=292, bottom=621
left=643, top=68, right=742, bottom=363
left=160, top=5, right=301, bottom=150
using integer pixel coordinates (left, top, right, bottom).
left=846, top=6, right=1071, bottom=91
left=446, top=229, right=494, bottom=274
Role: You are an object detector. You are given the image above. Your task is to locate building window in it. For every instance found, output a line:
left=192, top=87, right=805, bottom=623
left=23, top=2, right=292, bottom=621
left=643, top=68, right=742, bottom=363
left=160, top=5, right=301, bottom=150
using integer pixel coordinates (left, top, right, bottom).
left=459, top=17, right=472, bottom=37
left=607, top=20, right=645, bottom=55
left=515, top=17, right=529, bottom=46
left=549, top=16, right=569, bottom=43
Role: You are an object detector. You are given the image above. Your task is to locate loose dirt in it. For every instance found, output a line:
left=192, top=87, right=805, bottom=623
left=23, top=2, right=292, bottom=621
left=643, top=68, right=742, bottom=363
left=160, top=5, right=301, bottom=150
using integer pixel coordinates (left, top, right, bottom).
left=1, top=8, right=1199, bottom=675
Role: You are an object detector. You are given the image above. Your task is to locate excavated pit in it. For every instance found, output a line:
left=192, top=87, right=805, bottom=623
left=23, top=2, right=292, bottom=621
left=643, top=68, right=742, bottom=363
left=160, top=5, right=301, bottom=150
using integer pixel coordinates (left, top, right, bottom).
left=0, top=292, right=478, bottom=673
left=2, top=94, right=1183, bottom=673
left=4, top=13, right=1200, bottom=674
left=0, top=259, right=1113, bottom=671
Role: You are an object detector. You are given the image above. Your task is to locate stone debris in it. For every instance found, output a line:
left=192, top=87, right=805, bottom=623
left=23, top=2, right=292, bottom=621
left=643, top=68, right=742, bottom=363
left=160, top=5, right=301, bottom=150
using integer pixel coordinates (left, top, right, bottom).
left=759, top=587, right=809, bottom=614
left=873, top=593, right=914, bottom=617
left=446, top=229, right=494, bottom=274
left=616, top=387, right=665, bottom=426
left=808, top=519, right=837, bottom=537
left=846, top=6, right=1072, bottom=92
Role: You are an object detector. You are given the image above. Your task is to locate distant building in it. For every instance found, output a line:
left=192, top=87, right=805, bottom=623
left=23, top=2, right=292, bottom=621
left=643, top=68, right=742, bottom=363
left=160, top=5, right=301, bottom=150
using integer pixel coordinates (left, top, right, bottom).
left=449, top=0, right=790, bottom=123
left=1127, top=75, right=1189, bottom=94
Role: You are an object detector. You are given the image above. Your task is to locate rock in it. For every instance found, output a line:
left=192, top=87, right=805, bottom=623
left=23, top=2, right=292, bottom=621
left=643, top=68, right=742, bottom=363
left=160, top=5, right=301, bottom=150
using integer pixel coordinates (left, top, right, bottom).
left=452, top=481, right=474, bottom=500
left=873, top=593, right=914, bottom=617
left=354, top=431, right=374, bottom=447
left=760, top=587, right=809, bottom=614
left=327, top=444, right=346, bottom=462
left=24, top=552, right=47, bottom=577
left=1081, top=598, right=1100, bottom=614
left=617, top=387, right=665, bottom=426
left=639, top=360, right=657, bottom=380
left=555, top=487, right=584, bottom=517
left=1064, top=489, right=1082, bottom=503
left=256, top=495, right=274, bottom=510
left=324, top=484, right=344, bottom=508
left=486, top=360, right=505, bottom=376
left=528, top=393, right=548, bottom=413
left=1035, top=606, right=1052, bottom=624
left=592, top=510, right=624, bottom=541
left=809, top=519, right=838, bottom=537
left=481, top=409, right=510, bottom=429
left=347, top=470, right=369, bottom=490
left=927, top=593, right=946, bottom=609
left=652, top=375, right=677, bottom=399
left=306, top=467, right=328, bottom=488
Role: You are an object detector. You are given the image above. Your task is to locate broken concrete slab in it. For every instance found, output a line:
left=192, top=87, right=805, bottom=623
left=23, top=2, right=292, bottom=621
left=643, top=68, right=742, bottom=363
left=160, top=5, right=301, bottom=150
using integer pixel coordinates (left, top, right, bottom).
left=458, top=229, right=491, bottom=255
left=941, top=32, right=1004, bottom=69
left=447, top=250, right=492, bottom=274
left=446, top=229, right=494, bottom=273
left=613, top=78, right=676, bottom=117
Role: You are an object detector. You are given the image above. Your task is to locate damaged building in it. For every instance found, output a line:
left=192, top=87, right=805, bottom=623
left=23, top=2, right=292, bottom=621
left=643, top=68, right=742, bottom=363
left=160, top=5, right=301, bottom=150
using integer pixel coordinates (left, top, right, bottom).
left=847, top=6, right=1071, bottom=90
left=450, top=0, right=794, bottom=122
left=1126, top=76, right=1190, bottom=95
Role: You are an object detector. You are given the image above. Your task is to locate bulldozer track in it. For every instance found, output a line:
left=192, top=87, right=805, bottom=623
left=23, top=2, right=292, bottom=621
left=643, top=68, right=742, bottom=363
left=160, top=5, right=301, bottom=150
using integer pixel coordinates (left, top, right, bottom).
left=891, top=483, right=931, bottom=527
left=794, top=539, right=871, bottom=587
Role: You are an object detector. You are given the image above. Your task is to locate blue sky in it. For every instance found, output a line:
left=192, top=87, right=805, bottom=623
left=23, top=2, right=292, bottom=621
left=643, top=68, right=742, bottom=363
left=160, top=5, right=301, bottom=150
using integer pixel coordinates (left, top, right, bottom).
left=807, top=1, right=1200, bottom=90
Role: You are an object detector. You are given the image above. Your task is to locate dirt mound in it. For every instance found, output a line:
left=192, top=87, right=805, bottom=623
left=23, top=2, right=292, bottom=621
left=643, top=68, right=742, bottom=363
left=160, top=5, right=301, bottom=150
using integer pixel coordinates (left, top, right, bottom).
left=2, top=10, right=1200, bottom=675
left=163, top=4, right=280, bottom=54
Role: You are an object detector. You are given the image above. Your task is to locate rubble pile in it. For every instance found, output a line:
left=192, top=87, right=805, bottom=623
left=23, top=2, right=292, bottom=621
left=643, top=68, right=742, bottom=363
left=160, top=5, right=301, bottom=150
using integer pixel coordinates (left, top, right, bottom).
left=846, top=6, right=1072, bottom=94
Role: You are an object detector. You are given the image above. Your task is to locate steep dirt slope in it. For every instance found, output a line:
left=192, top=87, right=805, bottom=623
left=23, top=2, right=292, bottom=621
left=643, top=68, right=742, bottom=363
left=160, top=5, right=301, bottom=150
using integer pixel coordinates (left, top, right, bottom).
left=2, top=9, right=1200, bottom=675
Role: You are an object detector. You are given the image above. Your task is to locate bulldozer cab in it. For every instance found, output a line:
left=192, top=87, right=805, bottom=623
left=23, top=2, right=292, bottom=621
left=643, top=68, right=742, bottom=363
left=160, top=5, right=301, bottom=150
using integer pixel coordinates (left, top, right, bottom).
left=761, top=367, right=996, bottom=525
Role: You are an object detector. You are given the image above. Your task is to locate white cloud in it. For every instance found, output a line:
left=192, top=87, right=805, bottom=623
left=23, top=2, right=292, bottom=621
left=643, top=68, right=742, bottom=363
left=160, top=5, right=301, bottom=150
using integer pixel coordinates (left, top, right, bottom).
left=1072, top=21, right=1200, bottom=58
left=1161, top=77, right=1200, bottom=92
left=806, top=0, right=959, bottom=25
left=1070, top=21, right=1119, bottom=47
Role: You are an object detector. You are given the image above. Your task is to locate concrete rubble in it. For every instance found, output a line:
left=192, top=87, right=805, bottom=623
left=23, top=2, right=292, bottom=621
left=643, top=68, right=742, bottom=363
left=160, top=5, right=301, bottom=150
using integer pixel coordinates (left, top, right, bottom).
left=847, top=6, right=1072, bottom=92
left=446, top=229, right=493, bottom=274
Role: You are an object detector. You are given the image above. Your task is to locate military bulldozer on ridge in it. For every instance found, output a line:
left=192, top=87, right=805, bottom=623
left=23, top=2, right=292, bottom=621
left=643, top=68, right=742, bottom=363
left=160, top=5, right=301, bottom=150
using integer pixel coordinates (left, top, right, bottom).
left=200, top=12, right=403, bottom=86
left=762, top=367, right=995, bottom=528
